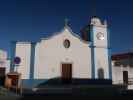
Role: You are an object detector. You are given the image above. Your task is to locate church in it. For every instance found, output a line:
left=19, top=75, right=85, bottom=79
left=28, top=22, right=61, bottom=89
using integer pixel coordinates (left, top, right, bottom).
left=9, top=17, right=112, bottom=88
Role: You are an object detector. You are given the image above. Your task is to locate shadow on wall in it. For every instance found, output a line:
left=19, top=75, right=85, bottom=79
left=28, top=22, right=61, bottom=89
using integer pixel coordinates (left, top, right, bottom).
left=35, top=77, right=112, bottom=88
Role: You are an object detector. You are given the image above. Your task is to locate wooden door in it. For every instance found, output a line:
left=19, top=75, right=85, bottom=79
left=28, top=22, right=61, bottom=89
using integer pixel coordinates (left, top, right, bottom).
left=62, top=64, right=72, bottom=80
left=123, top=71, right=128, bottom=85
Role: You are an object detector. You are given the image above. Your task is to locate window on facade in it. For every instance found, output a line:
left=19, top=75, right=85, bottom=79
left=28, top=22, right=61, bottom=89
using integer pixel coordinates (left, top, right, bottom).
left=114, top=61, right=121, bottom=66
left=63, top=39, right=70, bottom=48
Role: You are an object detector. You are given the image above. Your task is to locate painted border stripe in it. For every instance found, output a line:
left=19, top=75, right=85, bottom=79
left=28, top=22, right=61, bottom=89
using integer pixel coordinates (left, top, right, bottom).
left=10, top=41, right=16, bottom=72
left=107, top=29, right=112, bottom=79
left=30, top=43, right=36, bottom=79
left=90, top=25, right=95, bottom=78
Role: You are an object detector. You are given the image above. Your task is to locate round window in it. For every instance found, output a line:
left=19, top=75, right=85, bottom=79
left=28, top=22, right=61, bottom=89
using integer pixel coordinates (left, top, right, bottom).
left=63, top=39, right=70, bottom=48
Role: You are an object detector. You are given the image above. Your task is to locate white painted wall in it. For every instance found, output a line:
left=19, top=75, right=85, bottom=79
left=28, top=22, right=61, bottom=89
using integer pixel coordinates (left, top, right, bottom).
left=93, top=26, right=108, bottom=47
left=15, top=43, right=31, bottom=79
left=5, top=60, right=10, bottom=74
left=112, top=61, right=133, bottom=89
left=112, top=62, right=123, bottom=84
left=34, top=27, right=92, bottom=79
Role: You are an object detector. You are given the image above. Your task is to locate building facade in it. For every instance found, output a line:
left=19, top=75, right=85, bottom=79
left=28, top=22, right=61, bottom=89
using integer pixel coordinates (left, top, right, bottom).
left=10, top=17, right=112, bottom=88
left=0, top=49, right=10, bottom=74
left=112, top=52, right=133, bottom=89
left=0, top=49, right=10, bottom=85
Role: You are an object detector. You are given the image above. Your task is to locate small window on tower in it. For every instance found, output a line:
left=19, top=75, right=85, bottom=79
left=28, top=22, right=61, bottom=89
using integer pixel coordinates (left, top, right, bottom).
left=63, top=39, right=70, bottom=48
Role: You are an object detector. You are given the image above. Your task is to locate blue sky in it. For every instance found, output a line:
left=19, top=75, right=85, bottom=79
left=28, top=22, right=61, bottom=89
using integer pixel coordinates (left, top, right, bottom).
left=0, top=0, right=133, bottom=57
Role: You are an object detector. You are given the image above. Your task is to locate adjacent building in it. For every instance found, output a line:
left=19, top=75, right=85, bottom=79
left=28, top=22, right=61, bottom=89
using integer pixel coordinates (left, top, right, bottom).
left=0, top=49, right=10, bottom=85
left=112, top=52, right=133, bottom=89
left=0, top=49, right=10, bottom=74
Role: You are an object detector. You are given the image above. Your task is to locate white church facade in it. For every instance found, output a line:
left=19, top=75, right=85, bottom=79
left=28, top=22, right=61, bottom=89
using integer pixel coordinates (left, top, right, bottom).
left=9, top=17, right=112, bottom=88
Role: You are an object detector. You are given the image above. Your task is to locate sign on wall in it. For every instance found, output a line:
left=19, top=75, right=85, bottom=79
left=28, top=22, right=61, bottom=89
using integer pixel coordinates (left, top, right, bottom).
left=14, top=57, right=21, bottom=65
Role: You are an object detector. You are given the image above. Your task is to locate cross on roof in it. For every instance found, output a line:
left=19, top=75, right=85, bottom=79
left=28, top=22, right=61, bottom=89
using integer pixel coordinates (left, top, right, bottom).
left=64, top=18, right=69, bottom=27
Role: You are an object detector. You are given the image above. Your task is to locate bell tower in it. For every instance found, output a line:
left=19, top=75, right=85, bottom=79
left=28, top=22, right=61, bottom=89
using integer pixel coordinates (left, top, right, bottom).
left=90, top=16, right=112, bottom=79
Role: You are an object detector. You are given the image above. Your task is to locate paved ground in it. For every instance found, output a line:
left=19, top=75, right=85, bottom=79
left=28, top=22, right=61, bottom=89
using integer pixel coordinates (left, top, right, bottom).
left=19, top=84, right=126, bottom=96
left=0, top=87, right=133, bottom=100
left=0, top=79, right=132, bottom=99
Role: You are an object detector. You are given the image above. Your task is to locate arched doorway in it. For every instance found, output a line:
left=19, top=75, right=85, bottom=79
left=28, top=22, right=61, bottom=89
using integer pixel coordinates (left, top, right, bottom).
left=98, top=68, right=104, bottom=79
